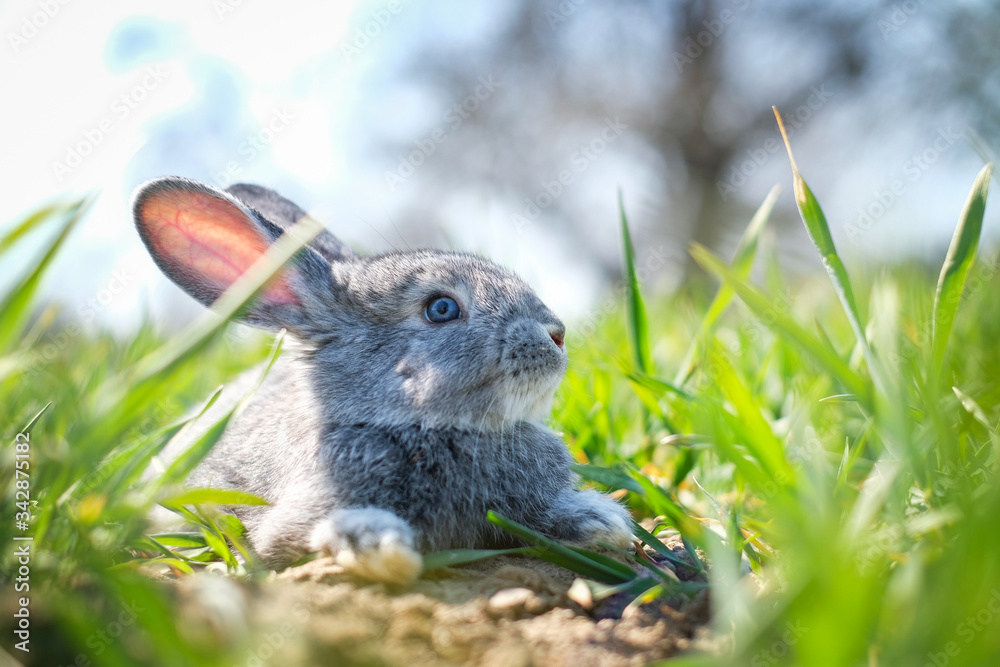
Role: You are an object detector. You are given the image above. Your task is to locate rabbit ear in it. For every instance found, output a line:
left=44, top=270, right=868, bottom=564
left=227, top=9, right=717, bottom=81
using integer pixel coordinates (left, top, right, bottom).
left=226, top=182, right=358, bottom=263
left=133, top=177, right=336, bottom=331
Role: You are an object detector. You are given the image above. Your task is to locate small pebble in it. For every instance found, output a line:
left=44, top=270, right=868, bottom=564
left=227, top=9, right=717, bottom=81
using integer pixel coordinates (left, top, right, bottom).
left=488, top=587, right=537, bottom=615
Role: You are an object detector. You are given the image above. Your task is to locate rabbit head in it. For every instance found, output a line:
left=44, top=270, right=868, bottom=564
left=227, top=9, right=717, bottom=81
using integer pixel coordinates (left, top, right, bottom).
left=133, top=177, right=568, bottom=431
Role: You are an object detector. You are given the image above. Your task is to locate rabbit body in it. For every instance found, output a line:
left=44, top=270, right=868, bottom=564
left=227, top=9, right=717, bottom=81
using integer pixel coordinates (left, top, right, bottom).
left=134, top=177, right=632, bottom=582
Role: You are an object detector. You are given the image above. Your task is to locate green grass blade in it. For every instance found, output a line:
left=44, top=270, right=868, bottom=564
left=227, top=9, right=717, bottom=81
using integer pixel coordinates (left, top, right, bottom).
left=624, top=370, right=693, bottom=401
left=59, top=419, right=188, bottom=505
left=774, top=108, right=884, bottom=392
left=149, top=332, right=284, bottom=493
left=134, top=536, right=207, bottom=565
left=580, top=577, right=666, bottom=604
left=671, top=448, right=700, bottom=488
left=487, top=510, right=635, bottom=584
left=156, top=415, right=234, bottom=491
left=932, top=163, right=993, bottom=370
left=843, top=458, right=900, bottom=544
left=675, top=184, right=781, bottom=385
left=631, top=521, right=702, bottom=573
left=730, top=185, right=781, bottom=275
left=147, top=534, right=208, bottom=549
left=619, top=190, right=651, bottom=374
left=138, top=557, right=196, bottom=575
left=64, top=387, right=223, bottom=505
left=707, top=344, right=794, bottom=481
left=567, top=546, right=639, bottom=578
left=0, top=202, right=66, bottom=253
left=200, top=525, right=238, bottom=568
left=213, top=513, right=262, bottom=571
left=691, top=243, right=869, bottom=401
left=626, top=470, right=705, bottom=547
left=159, top=488, right=269, bottom=506
left=0, top=198, right=91, bottom=352
left=127, top=214, right=324, bottom=387
left=16, top=402, right=52, bottom=435
left=571, top=463, right=646, bottom=494
left=952, top=386, right=994, bottom=433
left=422, top=547, right=534, bottom=570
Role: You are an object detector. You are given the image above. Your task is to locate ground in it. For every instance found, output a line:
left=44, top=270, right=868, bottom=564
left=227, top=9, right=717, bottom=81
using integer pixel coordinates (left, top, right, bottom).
left=165, top=533, right=711, bottom=666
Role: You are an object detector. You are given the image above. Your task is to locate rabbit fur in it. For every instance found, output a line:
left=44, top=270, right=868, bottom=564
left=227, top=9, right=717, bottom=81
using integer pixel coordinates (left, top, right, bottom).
left=133, top=177, right=633, bottom=584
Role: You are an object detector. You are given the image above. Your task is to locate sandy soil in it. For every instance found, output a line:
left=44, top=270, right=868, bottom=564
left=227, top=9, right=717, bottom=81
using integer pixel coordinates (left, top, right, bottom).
left=170, top=532, right=712, bottom=667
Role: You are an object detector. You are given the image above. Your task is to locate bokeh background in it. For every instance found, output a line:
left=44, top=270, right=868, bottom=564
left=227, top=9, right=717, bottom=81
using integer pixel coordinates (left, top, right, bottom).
left=2, top=0, right=998, bottom=331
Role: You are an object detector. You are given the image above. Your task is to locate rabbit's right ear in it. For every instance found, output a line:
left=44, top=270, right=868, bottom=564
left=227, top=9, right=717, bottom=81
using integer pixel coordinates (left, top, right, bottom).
left=133, top=177, right=337, bottom=333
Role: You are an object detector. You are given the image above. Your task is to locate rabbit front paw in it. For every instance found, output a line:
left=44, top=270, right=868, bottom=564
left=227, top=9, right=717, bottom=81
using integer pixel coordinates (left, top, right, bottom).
left=549, top=489, right=634, bottom=549
left=308, top=507, right=422, bottom=585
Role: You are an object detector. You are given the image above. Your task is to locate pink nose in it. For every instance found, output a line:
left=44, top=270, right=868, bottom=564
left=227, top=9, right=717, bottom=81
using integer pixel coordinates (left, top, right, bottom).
left=549, top=330, right=564, bottom=348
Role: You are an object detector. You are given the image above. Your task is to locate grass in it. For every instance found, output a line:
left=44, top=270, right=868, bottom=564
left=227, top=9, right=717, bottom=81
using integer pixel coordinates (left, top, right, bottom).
left=3, top=121, right=1000, bottom=665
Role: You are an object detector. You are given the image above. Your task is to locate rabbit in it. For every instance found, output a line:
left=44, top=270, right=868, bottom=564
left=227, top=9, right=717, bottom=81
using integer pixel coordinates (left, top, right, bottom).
left=133, top=176, right=633, bottom=584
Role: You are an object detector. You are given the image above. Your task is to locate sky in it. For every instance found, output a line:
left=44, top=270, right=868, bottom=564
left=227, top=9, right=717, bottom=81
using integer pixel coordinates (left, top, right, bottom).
left=1, top=0, right=997, bottom=334
left=1, top=0, right=359, bottom=329
left=1, top=0, right=601, bottom=331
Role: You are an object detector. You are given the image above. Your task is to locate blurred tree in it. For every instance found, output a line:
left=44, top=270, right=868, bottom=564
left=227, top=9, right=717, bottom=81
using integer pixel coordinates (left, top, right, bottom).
left=373, top=0, right=999, bottom=279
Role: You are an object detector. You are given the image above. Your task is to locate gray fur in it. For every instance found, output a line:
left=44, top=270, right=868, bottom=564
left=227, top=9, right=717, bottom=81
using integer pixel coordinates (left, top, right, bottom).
left=224, top=182, right=358, bottom=264
left=134, top=177, right=633, bottom=573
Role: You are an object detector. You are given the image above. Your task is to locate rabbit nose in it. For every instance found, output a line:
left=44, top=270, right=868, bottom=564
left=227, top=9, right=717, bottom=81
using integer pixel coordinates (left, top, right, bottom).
left=546, top=324, right=565, bottom=348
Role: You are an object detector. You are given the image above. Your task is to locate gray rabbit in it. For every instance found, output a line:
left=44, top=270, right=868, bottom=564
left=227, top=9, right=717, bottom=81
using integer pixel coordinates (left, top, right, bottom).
left=134, top=177, right=633, bottom=583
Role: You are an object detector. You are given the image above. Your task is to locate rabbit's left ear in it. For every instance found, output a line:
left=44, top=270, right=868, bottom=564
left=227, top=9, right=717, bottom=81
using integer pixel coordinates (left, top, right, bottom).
left=133, top=176, right=337, bottom=332
left=226, top=182, right=357, bottom=263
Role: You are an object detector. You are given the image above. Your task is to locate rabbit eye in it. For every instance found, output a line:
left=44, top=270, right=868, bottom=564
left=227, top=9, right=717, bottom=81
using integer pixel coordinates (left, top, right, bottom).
left=425, top=296, right=461, bottom=323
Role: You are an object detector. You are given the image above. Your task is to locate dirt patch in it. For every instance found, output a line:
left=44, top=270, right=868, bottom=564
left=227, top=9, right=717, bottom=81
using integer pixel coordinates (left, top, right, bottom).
left=171, top=533, right=711, bottom=666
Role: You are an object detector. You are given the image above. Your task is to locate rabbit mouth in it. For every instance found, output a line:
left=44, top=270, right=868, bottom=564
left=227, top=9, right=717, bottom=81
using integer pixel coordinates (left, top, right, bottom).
left=490, top=319, right=568, bottom=422
left=504, top=379, right=561, bottom=423
left=496, top=357, right=566, bottom=423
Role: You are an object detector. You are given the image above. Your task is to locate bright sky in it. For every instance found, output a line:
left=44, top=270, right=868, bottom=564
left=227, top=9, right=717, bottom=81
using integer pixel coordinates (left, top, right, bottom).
left=0, top=0, right=360, bottom=327
left=1, top=0, right=996, bottom=335
left=0, top=0, right=596, bottom=332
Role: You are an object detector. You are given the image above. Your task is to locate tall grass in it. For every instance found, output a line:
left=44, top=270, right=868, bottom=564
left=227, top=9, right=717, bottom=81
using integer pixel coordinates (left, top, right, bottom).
left=2, top=118, right=1000, bottom=665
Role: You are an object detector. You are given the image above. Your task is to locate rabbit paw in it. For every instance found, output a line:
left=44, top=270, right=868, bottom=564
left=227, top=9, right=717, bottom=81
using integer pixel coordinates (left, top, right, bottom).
left=308, top=508, right=422, bottom=585
left=551, top=490, right=634, bottom=549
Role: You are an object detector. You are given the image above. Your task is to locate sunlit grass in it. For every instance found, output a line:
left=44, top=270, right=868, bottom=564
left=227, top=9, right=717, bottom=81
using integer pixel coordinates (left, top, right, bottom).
left=2, top=123, right=1000, bottom=664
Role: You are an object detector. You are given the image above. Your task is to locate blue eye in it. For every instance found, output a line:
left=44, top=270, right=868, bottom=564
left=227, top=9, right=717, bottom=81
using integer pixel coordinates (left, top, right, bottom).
left=425, top=296, right=461, bottom=323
